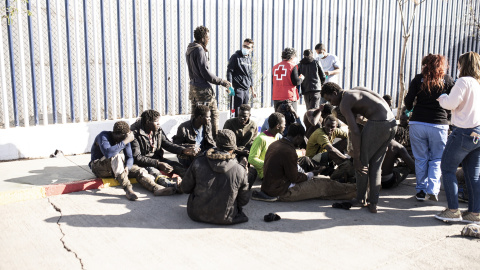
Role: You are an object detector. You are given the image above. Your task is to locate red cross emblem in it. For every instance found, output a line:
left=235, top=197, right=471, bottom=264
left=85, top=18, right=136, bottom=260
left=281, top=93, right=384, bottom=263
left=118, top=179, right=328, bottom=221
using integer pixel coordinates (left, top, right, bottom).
left=273, top=65, right=287, bottom=80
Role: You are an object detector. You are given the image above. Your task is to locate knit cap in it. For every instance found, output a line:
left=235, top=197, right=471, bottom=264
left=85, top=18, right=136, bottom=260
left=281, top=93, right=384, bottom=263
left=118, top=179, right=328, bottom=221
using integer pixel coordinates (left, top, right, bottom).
left=216, top=129, right=237, bottom=151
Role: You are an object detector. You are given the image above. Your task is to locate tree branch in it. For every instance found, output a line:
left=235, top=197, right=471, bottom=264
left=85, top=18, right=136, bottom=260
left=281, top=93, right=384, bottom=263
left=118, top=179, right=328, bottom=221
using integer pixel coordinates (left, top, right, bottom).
left=397, top=0, right=408, bottom=33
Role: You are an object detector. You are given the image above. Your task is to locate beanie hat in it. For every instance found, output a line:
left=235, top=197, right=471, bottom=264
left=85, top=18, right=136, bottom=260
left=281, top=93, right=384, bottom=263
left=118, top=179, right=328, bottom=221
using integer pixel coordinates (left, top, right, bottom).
left=216, top=130, right=237, bottom=151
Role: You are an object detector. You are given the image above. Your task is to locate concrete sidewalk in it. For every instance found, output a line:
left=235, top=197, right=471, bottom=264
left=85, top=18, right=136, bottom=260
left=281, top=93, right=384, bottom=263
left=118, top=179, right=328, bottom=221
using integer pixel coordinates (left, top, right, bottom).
left=0, top=153, right=479, bottom=269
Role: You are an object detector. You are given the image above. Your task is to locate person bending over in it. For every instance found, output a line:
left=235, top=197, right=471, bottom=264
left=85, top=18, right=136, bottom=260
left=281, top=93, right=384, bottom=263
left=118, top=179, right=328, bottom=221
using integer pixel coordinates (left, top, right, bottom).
left=321, top=83, right=397, bottom=213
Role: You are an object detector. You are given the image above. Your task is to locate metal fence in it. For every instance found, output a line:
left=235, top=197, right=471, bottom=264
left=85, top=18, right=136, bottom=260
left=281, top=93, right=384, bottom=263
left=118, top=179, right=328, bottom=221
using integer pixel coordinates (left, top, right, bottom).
left=1, top=0, right=478, bottom=128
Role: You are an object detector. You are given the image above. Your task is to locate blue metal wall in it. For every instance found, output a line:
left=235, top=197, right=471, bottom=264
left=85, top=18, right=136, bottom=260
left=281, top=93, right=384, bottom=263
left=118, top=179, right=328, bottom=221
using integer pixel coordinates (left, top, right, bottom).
left=0, top=0, right=478, bottom=128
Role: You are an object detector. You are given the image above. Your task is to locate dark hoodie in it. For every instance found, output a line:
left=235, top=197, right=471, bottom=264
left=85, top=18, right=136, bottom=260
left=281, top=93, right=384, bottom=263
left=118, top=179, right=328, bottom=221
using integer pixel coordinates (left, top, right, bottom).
left=298, top=56, right=326, bottom=94
left=182, top=149, right=251, bottom=225
left=186, top=42, right=224, bottom=89
left=226, top=50, right=253, bottom=90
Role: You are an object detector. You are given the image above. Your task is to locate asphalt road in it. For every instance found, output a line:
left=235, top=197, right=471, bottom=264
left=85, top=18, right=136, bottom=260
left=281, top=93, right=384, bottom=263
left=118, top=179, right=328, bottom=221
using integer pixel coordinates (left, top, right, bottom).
left=1, top=177, right=479, bottom=270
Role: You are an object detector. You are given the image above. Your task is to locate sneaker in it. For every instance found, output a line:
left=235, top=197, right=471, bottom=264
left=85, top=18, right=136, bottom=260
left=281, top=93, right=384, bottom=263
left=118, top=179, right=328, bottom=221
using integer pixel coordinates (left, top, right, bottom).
left=461, top=224, right=480, bottom=238
left=458, top=190, right=469, bottom=203
left=416, top=190, right=426, bottom=201
left=252, top=190, right=278, bottom=202
left=434, top=208, right=462, bottom=222
left=153, top=187, right=176, bottom=196
left=461, top=212, right=480, bottom=224
left=427, top=193, right=439, bottom=202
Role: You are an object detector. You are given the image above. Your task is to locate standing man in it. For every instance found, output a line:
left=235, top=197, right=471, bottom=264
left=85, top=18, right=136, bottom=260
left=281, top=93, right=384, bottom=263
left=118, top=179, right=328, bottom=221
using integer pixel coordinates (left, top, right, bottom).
left=321, top=83, right=397, bottom=213
left=298, top=49, right=326, bottom=110
left=186, top=26, right=232, bottom=138
left=315, top=43, right=341, bottom=85
left=272, top=48, right=304, bottom=113
left=227, top=38, right=256, bottom=117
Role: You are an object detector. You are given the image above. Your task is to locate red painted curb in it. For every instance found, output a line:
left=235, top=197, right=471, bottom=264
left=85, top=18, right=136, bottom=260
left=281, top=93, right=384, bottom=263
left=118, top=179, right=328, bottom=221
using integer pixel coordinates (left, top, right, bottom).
left=44, top=178, right=104, bottom=197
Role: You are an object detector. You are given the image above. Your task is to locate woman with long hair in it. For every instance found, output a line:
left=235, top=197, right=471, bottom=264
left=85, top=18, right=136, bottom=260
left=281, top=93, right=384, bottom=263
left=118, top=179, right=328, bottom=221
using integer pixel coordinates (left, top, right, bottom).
left=404, top=54, right=454, bottom=201
left=435, top=52, right=480, bottom=224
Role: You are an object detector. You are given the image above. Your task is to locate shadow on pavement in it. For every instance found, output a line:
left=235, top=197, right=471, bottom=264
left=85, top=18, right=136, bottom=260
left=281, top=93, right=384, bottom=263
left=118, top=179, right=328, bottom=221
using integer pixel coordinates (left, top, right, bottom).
left=44, top=184, right=449, bottom=233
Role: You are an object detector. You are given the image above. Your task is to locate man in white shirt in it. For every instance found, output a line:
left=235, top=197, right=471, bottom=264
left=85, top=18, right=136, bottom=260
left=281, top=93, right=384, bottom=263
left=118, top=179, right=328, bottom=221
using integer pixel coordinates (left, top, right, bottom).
left=315, top=43, right=341, bottom=85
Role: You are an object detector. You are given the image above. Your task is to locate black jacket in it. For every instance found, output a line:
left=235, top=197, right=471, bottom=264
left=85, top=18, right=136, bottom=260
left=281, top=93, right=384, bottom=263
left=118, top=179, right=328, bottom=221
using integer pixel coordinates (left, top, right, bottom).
left=226, top=50, right=253, bottom=90
left=182, top=149, right=251, bottom=225
left=172, top=119, right=216, bottom=151
left=186, top=42, right=224, bottom=89
left=130, top=120, right=185, bottom=168
left=404, top=74, right=454, bottom=125
left=298, top=56, right=326, bottom=94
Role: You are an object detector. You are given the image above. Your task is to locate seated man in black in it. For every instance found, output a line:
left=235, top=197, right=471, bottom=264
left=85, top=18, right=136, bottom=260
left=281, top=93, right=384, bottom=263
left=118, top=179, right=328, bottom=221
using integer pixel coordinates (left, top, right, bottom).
left=130, top=110, right=196, bottom=195
left=223, top=104, right=258, bottom=157
left=90, top=121, right=158, bottom=200
left=182, top=130, right=251, bottom=225
left=173, top=105, right=216, bottom=168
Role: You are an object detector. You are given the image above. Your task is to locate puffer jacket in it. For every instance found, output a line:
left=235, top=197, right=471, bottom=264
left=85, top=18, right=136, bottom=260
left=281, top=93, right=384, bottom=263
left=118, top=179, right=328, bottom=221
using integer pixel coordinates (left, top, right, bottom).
left=182, top=149, right=251, bottom=225
left=130, top=120, right=185, bottom=168
left=298, top=56, right=326, bottom=94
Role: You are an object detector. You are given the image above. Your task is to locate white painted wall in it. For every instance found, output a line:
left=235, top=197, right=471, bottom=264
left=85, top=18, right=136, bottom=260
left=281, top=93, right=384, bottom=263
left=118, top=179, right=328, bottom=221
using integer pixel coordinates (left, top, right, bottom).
left=0, top=107, right=286, bottom=161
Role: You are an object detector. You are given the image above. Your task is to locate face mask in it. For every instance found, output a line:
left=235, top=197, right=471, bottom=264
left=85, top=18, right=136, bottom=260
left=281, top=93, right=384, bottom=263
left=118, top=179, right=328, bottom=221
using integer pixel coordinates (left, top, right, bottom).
left=318, top=53, right=325, bottom=59
left=292, top=57, right=299, bottom=63
left=457, top=69, right=461, bottom=78
left=242, top=48, right=250, bottom=56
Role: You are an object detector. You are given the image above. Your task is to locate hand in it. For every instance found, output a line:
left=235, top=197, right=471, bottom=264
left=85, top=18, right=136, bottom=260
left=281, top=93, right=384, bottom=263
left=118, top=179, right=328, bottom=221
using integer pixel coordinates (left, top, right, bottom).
left=235, top=149, right=250, bottom=156
left=123, top=132, right=135, bottom=144
left=353, top=158, right=367, bottom=175
left=157, top=162, right=173, bottom=173
left=325, top=71, right=330, bottom=76
left=182, top=148, right=196, bottom=156
left=222, top=80, right=232, bottom=88
left=299, top=74, right=305, bottom=79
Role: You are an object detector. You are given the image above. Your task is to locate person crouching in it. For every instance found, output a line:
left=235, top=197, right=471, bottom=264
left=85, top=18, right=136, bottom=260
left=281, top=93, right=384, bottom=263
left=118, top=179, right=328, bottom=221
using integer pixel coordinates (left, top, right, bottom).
left=182, top=130, right=251, bottom=225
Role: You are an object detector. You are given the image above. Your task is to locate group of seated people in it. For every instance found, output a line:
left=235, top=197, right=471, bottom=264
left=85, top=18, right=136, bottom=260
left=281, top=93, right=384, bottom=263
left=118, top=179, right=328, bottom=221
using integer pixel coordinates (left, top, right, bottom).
left=90, top=83, right=420, bottom=225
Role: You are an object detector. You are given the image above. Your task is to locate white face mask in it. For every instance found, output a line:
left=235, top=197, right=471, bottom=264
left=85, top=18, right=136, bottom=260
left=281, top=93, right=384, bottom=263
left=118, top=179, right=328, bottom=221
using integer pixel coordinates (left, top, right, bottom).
left=242, top=48, right=250, bottom=56
left=292, top=57, right=299, bottom=63
left=318, top=53, right=325, bottom=59
left=457, top=68, right=461, bottom=78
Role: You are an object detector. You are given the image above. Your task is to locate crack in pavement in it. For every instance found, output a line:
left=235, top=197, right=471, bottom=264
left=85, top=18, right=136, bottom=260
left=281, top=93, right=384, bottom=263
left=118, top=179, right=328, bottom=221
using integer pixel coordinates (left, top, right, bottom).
left=48, top=198, right=85, bottom=270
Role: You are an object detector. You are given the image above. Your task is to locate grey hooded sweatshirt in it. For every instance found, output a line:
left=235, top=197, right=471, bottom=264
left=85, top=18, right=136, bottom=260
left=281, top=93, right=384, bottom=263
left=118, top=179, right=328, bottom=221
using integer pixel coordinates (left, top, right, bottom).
left=182, top=149, right=251, bottom=225
left=186, top=42, right=224, bottom=89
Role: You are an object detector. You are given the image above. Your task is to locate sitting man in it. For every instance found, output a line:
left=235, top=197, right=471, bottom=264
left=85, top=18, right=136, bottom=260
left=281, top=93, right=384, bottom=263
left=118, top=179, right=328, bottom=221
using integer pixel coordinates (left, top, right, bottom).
left=182, top=130, right=251, bottom=225
left=90, top=121, right=159, bottom=201
left=305, top=115, right=348, bottom=168
left=223, top=104, right=258, bottom=157
left=261, top=101, right=302, bottom=137
left=130, top=110, right=196, bottom=195
left=303, top=103, right=334, bottom=139
left=381, top=140, right=415, bottom=189
left=394, top=112, right=413, bottom=158
left=321, top=83, right=397, bottom=213
left=173, top=105, right=216, bottom=168
left=261, top=123, right=356, bottom=202
left=248, top=112, right=285, bottom=183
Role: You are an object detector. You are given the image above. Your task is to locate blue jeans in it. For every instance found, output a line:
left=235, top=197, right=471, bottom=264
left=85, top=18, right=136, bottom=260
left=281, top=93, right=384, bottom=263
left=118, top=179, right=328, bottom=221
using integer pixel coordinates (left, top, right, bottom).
left=441, top=126, right=480, bottom=212
left=409, top=123, right=448, bottom=195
